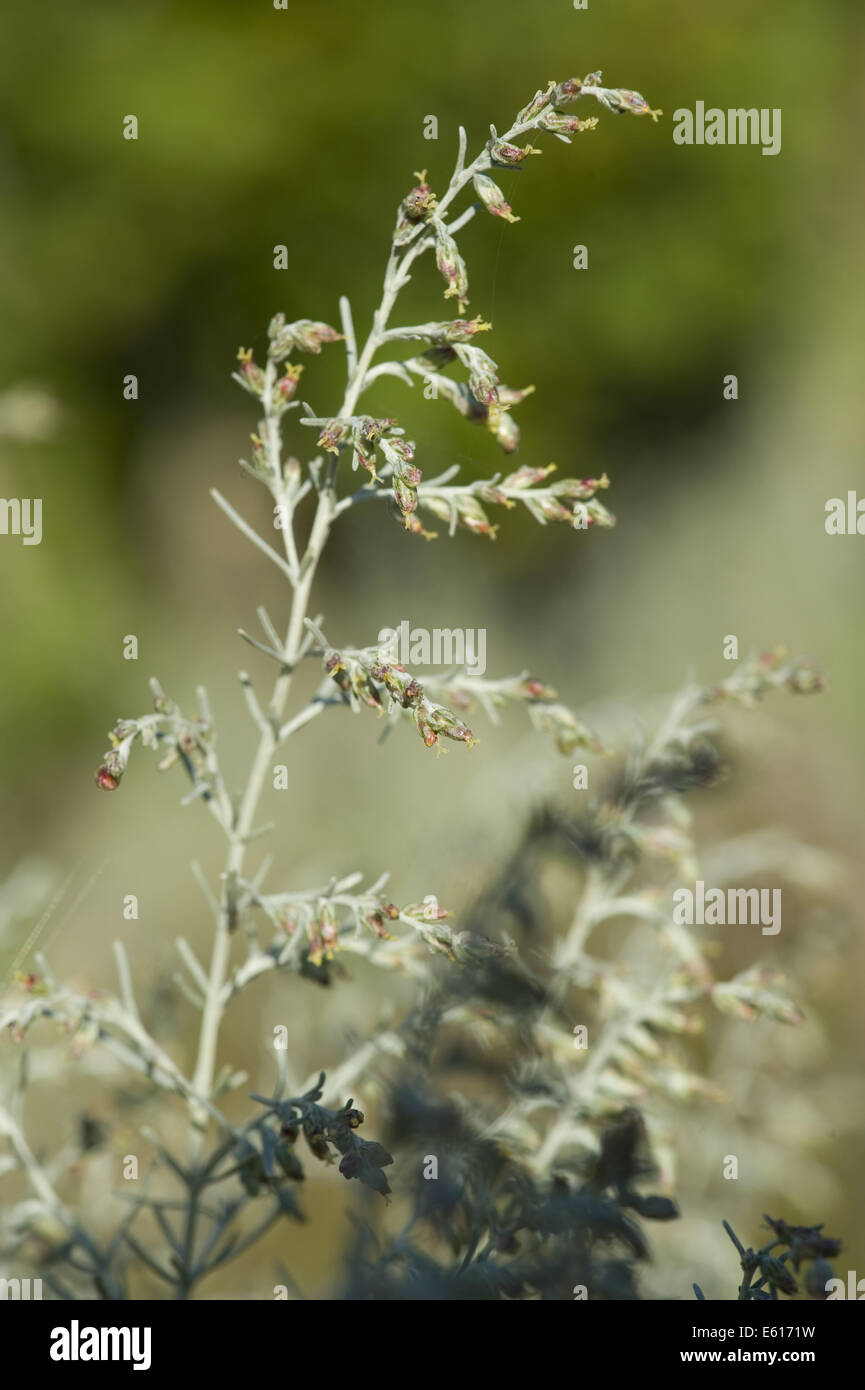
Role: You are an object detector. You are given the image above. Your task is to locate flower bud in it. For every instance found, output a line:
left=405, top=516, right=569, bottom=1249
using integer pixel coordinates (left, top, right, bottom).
left=394, top=173, right=438, bottom=246
left=488, top=139, right=541, bottom=165
left=598, top=89, right=662, bottom=122
left=235, top=348, right=266, bottom=396
left=496, top=383, right=535, bottom=407
left=364, top=909, right=395, bottom=940
left=96, top=745, right=126, bottom=789
left=267, top=314, right=342, bottom=360
left=317, top=420, right=348, bottom=454
left=786, top=662, right=826, bottom=695
left=421, top=701, right=476, bottom=747
left=522, top=678, right=556, bottom=700
left=352, top=439, right=378, bottom=479
left=501, top=464, right=556, bottom=489
left=393, top=472, right=418, bottom=522
left=533, top=494, right=574, bottom=523
left=267, top=320, right=297, bottom=361
left=554, top=473, right=609, bottom=500
left=274, top=363, right=303, bottom=405
left=400, top=170, right=437, bottom=222
left=473, top=172, right=519, bottom=224
left=15, top=972, right=43, bottom=992
left=320, top=907, right=339, bottom=955
left=405, top=899, right=449, bottom=921
left=379, top=436, right=415, bottom=467
left=442, top=317, right=491, bottom=342
left=295, top=319, right=343, bottom=354
left=435, top=228, right=469, bottom=308
left=538, top=112, right=598, bottom=135
left=302, top=1121, right=331, bottom=1163
left=487, top=404, right=520, bottom=452
left=553, top=78, right=583, bottom=106
left=455, top=345, right=499, bottom=405
left=415, top=494, right=451, bottom=527
left=586, top=499, right=615, bottom=528
left=456, top=493, right=497, bottom=537
left=358, top=416, right=396, bottom=442
left=516, top=82, right=555, bottom=124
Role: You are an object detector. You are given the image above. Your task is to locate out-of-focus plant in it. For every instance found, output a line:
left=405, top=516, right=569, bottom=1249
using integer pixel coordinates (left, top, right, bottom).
left=694, top=1216, right=842, bottom=1301
left=0, top=70, right=833, bottom=1301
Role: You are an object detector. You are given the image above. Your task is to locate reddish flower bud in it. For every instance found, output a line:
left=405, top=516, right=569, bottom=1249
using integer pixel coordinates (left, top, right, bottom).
left=235, top=348, right=266, bottom=395
left=317, top=420, right=348, bottom=454
left=267, top=314, right=342, bottom=359
left=538, top=112, right=599, bottom=135
left=553, top=78, right=583, bottom=106
left=435, top=229, right=469, bottom=308
left=599, top=88, right=663, bottom=122
left=400, top=170, right=437, bottom=222
left=442, top=317, right=491, bottom=342
left=473, top=172, right=519, bottom=224
left=393, top=472, right=418, bottom=521
left=275, top=363, right=304, bottom=402
left=488, top=139, right=541, bottom=165
left=289, top=320, right=342, bottom=354
left=516, top=82, right=555, bottom=124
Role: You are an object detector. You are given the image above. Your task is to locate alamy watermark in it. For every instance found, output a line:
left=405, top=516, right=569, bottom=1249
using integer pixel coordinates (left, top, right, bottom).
left=673, top=880, right=782, bottom=935
left=49, top=1320, right=151, bottom=1370
left=378, top=620, right=487, bottom=675
left=673, top=102, right=781, bottom=157
left=0, top=1276, right=42, bottom=1299
left=0, top=497, right=42, bottom=545
left=825, top=492, right=865, bottom=535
